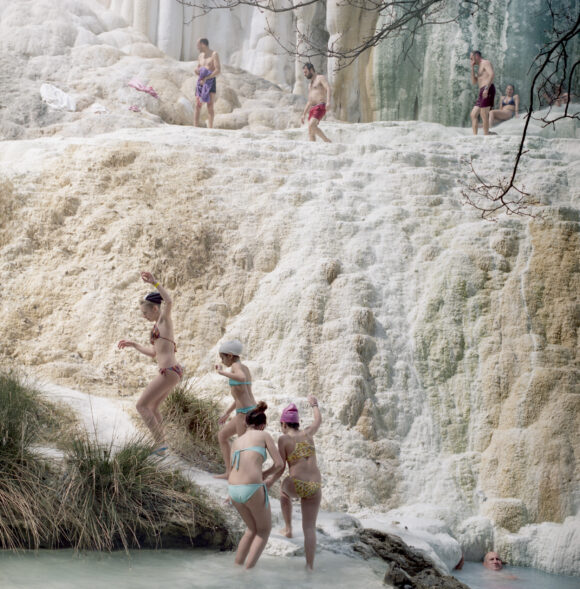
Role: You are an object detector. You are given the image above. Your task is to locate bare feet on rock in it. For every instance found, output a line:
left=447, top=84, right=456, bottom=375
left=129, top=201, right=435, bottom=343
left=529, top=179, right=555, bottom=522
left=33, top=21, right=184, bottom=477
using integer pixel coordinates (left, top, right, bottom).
left=279, top=527, right=292, bottom=538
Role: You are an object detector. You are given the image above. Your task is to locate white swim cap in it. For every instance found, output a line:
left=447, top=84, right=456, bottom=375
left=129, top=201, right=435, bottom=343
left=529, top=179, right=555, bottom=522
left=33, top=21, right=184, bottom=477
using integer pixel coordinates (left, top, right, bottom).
left=219, top=339, right=243, bottom=356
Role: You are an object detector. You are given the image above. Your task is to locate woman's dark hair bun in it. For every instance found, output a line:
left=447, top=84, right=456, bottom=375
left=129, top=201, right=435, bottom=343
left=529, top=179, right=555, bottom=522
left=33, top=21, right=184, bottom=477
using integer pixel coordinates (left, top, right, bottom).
left=246, top=401, right=267, bottom=427
left=144, top=292, right=163, bottom=305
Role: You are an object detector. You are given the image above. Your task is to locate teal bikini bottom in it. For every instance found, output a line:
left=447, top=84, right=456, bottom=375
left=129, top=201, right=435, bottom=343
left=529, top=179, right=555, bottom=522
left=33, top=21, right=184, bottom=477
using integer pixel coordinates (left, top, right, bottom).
left=228, top=483, right=269, bottom=507
left=236, top=405, right=257, bottom=414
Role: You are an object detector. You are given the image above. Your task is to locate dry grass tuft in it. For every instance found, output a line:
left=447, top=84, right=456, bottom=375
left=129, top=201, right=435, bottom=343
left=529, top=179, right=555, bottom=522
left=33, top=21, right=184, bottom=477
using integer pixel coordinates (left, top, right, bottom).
left=162, top=381, right=223, bottom=472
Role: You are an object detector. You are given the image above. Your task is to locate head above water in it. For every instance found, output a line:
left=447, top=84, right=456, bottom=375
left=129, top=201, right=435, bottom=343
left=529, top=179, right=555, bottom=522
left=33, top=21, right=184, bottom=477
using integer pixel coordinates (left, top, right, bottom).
left=246, top=401, right=268, bottom=428
left=506, top=84, right=515, bottom=94
left=483, top=551, right=503, bottom=571
left=303, top=63, right=315, bottom=79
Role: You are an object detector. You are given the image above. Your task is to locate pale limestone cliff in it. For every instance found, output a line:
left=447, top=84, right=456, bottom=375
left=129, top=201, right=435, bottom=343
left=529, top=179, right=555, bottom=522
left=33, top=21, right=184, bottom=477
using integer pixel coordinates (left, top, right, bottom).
left=98, top=0, right=580, bottom=126
left=0, top=0, right=579, bottom=575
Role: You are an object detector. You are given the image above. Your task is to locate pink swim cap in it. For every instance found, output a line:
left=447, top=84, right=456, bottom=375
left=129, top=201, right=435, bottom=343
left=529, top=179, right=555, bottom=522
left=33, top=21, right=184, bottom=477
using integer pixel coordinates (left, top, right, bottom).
left=280, top=403, right=299, bottom=424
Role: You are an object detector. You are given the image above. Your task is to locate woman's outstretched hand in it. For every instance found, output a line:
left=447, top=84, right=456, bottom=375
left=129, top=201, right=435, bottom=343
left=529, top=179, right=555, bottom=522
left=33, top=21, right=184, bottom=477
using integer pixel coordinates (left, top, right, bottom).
left=141, top=271, right=156, bottom=284
left=117, top=340, right=135, bottom=349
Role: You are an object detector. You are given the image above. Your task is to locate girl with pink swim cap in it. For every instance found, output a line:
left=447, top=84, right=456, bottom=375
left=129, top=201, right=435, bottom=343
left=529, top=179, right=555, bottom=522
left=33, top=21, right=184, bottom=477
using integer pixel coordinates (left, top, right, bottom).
left=277, top=395, right=322, bottom=570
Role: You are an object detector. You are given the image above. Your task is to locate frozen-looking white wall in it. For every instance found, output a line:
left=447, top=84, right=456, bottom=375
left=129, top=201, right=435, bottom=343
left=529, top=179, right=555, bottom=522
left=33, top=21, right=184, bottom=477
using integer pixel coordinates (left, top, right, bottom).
left=98, top=0, right=580, bottom=125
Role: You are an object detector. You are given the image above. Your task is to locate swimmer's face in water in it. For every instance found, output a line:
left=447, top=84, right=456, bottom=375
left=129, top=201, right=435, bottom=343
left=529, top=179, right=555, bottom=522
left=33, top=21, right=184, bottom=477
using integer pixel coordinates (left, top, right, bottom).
left=483, top=552, right=503, bottom=571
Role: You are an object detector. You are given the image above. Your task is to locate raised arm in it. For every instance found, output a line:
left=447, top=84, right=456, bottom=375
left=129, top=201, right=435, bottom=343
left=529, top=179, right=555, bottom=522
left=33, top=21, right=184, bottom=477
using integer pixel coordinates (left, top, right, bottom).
left=141, top=271, right=172, bottom=309
left=470, top=54, right=478, bottom=85
left=303, top=395, right=322, bottom=436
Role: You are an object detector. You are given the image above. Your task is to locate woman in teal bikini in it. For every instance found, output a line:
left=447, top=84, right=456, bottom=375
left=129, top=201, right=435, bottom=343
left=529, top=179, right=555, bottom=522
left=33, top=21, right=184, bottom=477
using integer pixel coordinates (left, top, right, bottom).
left=214, top=340, right=257, bottom=478
left=228, top=402, right=284, bottom=568
left=278, top=395, right=322, bottom=570
left=118, top=271, right=182, bottom=455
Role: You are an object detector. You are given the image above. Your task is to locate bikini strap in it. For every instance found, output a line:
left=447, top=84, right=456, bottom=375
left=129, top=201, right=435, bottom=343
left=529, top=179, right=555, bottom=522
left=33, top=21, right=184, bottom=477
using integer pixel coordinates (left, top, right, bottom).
left=231, top=449, right=242, bottom=470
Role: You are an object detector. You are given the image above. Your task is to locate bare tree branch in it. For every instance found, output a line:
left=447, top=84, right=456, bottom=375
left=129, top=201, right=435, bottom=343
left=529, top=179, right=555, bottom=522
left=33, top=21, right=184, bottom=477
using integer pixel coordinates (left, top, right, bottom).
left=178, top=0, right=578, bottom=219
left=462, top=10, right=579, bottom=219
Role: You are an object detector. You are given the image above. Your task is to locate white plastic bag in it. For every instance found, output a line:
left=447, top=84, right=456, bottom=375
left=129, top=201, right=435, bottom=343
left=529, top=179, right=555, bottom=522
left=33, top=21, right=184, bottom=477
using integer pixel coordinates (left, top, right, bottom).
left=40, top=83, right=76, bottom=111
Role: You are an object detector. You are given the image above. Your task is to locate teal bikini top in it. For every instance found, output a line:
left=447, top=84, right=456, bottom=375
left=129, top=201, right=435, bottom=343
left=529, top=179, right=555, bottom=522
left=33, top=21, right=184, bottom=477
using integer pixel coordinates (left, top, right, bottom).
left=229, top=379, right=252, bottom=386
left=231, top=446, right=267, bottom=470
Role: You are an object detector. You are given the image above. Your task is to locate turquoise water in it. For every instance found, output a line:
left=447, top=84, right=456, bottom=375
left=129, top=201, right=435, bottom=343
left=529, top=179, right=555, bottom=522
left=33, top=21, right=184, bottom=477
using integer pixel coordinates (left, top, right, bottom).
left=0, top=549, right=386, bottom=589
left=453, top=562, right=580, bottom=589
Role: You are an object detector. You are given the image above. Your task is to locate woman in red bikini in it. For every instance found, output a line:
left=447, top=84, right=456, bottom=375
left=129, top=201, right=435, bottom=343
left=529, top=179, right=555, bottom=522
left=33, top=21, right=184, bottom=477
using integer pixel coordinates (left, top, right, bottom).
left=118, top=271, right=182, bottom=455
left=278, top=395, right=322, bottom=570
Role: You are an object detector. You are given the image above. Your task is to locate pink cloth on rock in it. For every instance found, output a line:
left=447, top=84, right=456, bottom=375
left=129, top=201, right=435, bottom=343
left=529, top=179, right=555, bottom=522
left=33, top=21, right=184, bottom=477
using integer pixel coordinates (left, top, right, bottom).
left=128, top=79, right=159, bottom=100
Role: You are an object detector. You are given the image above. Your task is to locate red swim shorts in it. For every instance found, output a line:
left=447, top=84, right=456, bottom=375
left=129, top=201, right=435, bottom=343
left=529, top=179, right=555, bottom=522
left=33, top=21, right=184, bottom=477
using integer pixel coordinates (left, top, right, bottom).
left=308, top=103, right=327, bottom=121
left=475, top=84, right=495, bottom=108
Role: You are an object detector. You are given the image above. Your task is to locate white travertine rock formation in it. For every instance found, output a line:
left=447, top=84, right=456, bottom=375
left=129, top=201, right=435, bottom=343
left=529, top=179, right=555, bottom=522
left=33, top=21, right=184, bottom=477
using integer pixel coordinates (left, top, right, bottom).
left=1, top=114, right=579, bottom=572
left=1, top=0, right=579, bottom=576
left=326, top=0, right=378, bottom=122
left=0, top=0, right=304, bottom=139
left=97, top=0, right=579, bottom=127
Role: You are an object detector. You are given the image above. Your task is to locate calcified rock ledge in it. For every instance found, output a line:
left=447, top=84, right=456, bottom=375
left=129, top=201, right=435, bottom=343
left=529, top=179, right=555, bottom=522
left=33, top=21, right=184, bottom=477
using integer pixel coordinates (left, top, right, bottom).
left=1, top=114, right=578, bottom=574
left=0, top=0, right=305, bottom=139
left=1, top=0, right=579, bottom=578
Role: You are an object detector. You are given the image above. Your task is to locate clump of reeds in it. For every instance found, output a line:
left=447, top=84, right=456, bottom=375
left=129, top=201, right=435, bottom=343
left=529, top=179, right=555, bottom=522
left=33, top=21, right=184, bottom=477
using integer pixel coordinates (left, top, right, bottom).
left=0, top=371, right=235, bottom=552
left=162, top=380, right=223, bottom=471
left=0, top=372, right=59, bottom=549
left=56, top=435, right=234, bottom=551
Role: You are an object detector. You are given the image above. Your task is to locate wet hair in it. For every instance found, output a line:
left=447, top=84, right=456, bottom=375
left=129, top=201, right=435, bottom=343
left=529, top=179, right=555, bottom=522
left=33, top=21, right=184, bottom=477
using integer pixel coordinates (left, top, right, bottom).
left=472, top=50, right=482, bottom=58
left=246, top=401, right=267, bottom=427
left=506, top=83, right=515, bottom=91
left=199, top=38, right=209, bottom=46
left=304, top=62, right=315, bottom=71
left=142, top=292, right=163, bottom=306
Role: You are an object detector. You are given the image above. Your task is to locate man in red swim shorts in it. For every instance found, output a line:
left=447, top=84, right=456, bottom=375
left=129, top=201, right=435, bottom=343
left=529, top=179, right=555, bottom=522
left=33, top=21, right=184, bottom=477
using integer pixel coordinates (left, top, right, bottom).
left=469, top=51, right=495, bottom=136
left=301, top=63, right=332, bottom=142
